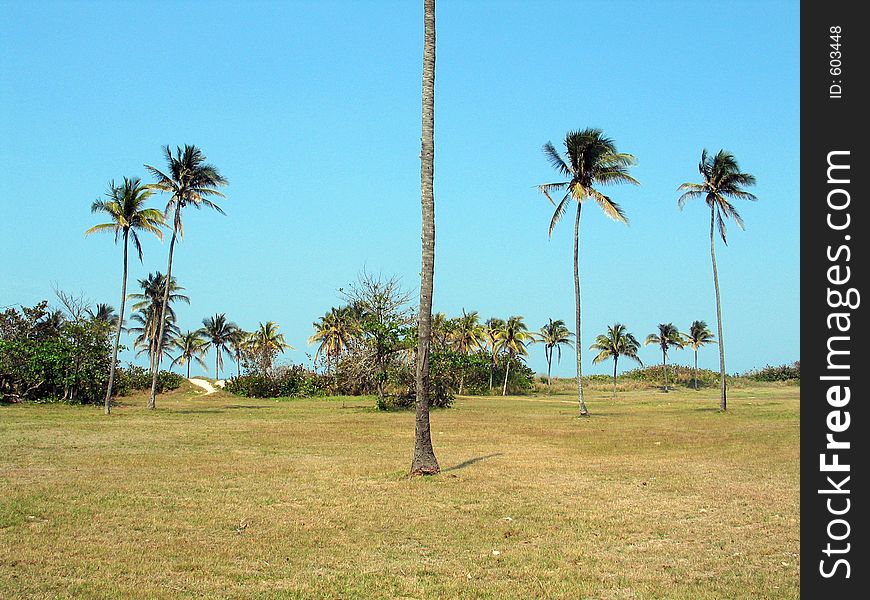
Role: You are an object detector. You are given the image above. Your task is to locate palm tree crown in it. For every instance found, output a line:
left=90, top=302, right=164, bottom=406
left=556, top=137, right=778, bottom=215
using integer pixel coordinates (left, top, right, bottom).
left=645, top=323, right=684, bottom=391
left=171, top=330, right=208, bottom=378
left=591, top=323, right=641, bottom=397
left=85, top=177, right=164, bottom=260
left=199, top=314, right=240, bottom=379
left=536, top=318, right=573, bottom=390
left=249, top=321, right=292, bottom=372
left=451, top=309, right=485, bottom=354
left=309, top=307, right=358, bottom=369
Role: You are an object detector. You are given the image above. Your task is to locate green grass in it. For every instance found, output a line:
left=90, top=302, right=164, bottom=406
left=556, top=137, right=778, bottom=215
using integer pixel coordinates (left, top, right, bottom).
left=1, top=382, right=799, bottom=599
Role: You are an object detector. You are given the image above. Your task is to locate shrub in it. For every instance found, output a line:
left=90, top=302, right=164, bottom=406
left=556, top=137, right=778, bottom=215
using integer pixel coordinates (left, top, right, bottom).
left=114, top=365, right=184, bottom=396
left=225, top=365, right=326, bottom=399
left=744, top=362, right=800, bottom=382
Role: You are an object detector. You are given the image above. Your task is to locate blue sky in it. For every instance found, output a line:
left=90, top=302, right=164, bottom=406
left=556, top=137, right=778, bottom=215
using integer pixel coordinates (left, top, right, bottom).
left=0, top=0, right=799, bottom=378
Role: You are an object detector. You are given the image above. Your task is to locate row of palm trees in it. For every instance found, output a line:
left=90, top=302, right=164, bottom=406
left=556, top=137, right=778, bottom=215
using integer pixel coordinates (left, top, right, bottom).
left=539, top=129, right=756, bottom=414
left=87, top=146, right=228, bottom=414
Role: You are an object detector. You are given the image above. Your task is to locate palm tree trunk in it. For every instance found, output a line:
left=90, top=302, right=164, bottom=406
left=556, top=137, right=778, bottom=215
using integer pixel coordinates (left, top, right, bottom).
left=662, top=350, right=669, bottom=392
left=149, top=218, right=178, bottom=409
left=693, top=349, right=698, bottom=390
left=489, top=360, right=494, bottom=392
left=187, top=362, right=190, bottom=379
left=410, top=0, right=439, bottom=476
left=612, top=356, right=618, bottom=399
left=546, top=349, right=552, bottom=393
left=104, top=229, right=129, bottom=415
left=573, top=203, right=588, bottom=415
left=502, top=357, right=511, bottom=396
left=710, top=207, right=727, bottom=410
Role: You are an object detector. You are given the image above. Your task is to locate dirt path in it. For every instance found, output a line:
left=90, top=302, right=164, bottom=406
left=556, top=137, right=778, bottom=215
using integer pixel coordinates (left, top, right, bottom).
left=188, top=378, right=217, bottom=395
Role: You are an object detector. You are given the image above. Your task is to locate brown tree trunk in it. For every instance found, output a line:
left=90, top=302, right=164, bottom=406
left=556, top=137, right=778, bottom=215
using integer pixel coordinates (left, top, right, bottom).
left=149, top=217, right=178, bottom=409
left=546, top=348, right=552, bottom=393
left=693, top=349, right=698, bottom=390
left=411, top=0, right=440, bottom=476
left=104, top=229, right=129, bottom=415
left=662, top=349, right=669, bottom=392
left=573, top=203, right=588, bottom=415
left=502, top=356, right=511, bottom=396
left=710, top=207, right=727, bottom=410
left=612, top=356, right=618, bottom=399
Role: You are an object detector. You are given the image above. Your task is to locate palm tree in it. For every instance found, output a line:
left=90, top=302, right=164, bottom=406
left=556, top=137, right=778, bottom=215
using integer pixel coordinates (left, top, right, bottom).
left=451, top=309, right=485, bottom=394
left=145, top=144, right=228, bottom=409
left=645, top=323, right=684, bottom=391
left=171, top=330, right=208, bottom=379
left=129, top=307, right=179, bottom=365
left=128, top=273, right=189, bottom=372
left=411, top=0, right=439, bottom=476
left=309, top=307, right=358, bottom=373
left=86, top=178, right=164, bottom=414
left=494, top=316, right=531, bottom=396
left=535, top=318, right=574, bottom=392
left=228, top=328, right=251, bottom=378
left=539, top=129, right=639, bottom=415
left=678, top=149, right=757, bottom=411
left=248, top=321, right=292, bottom=373
left=683, top=320, right=716, bottom=390
left=199, top=314, right=239, bottom=380
left=88, top=303, right=120, bottom=329
left=590, top=323, right=642, bottom=398
left=430, top=312, right=453, bottom=351
left=484, top=317, right=505, bottom=392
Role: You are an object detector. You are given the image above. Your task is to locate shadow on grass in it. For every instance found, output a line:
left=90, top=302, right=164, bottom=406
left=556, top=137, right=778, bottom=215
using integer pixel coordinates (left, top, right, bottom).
left=443, top=453, right=504, bottom=472
left=224, top=405, right=275, bottom=410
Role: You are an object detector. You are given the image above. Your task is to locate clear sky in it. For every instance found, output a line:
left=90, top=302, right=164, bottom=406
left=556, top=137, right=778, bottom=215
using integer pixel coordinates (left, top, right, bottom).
left=0, top=0, right=799, bottom=378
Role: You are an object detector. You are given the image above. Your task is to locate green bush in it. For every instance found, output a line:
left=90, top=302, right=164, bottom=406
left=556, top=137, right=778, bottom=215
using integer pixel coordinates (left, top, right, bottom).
left=114, top=365, right=184, bottom=396
left=744, top=362, right=800, bottom=382
left=225, top=365, right=326, bottom=399
left=620, top=364, right=720, bottom=388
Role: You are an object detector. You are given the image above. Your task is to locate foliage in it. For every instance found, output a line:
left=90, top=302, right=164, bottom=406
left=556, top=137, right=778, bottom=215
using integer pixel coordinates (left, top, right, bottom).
left=114, top=365, right=184, bottom=396
left=744, top=362, right=800, bottom=382
left=225, top=364, right=326, bottom=398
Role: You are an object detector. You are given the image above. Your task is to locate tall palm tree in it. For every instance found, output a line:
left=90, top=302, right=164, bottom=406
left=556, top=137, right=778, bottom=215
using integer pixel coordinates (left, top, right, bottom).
left=590, top=323, right=642, bottom=398
left=129, top=307, right=179, bottom=365
left=309, top=307, right=358, bottom=373
left=645, top=323, right=684, bottom=392
left=145, top=144, right=228, bottom=409
left=678, top=149, right=757, bottom=411
left=683, top=320, right=716, bottom=390
left=171, top=330, right=208, bottom=379
left=539, top=128, right=639, bottom=416
left=411, top=0, right=439, bottom=476
left=494, top=316, right=531, bottom=396
left=484, top=317, right=505, bottom=392
left=88, top=303, right=120, bottom=329
left=451, top=309, right=485, bottom=394
left=248, top=321, right=292, bottom=373
left=535, top=318, right=574, bottom=392
left=199, top=314, right=239, bottom=380
left=128, top=273, right=189, bottom=371
left=85, top=178, right=164, bottom=414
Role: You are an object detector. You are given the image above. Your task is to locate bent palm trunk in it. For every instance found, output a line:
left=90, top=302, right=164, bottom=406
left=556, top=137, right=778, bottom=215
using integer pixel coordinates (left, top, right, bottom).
left=149, top=220, right=178, bottom=409
left=502, top=357, right=511, bottom=396
left=710, top=207, right=727, bottom=410
left=104, top=229, right=130, bottom=415
left=573, top=204, right=588, bottom=415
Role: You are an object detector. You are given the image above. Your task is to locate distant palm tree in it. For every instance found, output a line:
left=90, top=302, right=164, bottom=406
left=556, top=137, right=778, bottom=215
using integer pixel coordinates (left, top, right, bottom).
left=228, top=328, right=250, bottom=378
left=645, top=323, right=684, bottom=391
left=88, top=303, right=120, bottom=329
left=451, top=309, right=485, bottom=394
left=590, top=323, right=642, bottom=398
left=248, top=321, right=292, bottom=373
left=85, top=177, right=164, bottom=414
left=199, top=314, right=239, bottom=380
left=683, top=320, right=716, bottom=390
left=540, top=128, right=639, bottom=415
left=129, top=307, right=179, bottom=364
left=145, top=145, right=228, bottom=409
left=535, top=319, right=574, bottom=391
left=171, top=330, right=208, bottom=379
left=484, top=317, right=505, bottom=392
left=128, top=273, right=189, bottom=370
left=309, top=307, right=358, bottom=373
left=431, top=312, right=453, bottom=351
left=494, top=316, right=531, bottom=396
left=678, top=149, right=757, bottom=411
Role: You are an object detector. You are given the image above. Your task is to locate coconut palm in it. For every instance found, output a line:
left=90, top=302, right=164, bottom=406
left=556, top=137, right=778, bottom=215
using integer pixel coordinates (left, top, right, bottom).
left=145, top=144, right=228, bottom=409
left=309, top=307, right=358, bottom=373
left=590, top=323, right=642, bottom=398
left=228, top=328, right=251, bottom=378
left=248, top=321, right=292, bottom=373
left=678, top=149, right=757, bottom=410
left=85, top=177, right=164, bottom=414
left=539, top=128, right=639, bottom=415
left=129, top=307, right=179, bottom=364
left=199, top=314, right=239, bottom=380
left=128, top=273, right=189, bottom=371
left=484, top=317, right=505, bottom=392
left=683, top=320, right=716, bottom=390
left=535, top=318, right=574, bottom=392
left=645, top=323, right=684, bottom=391
left=494, top=316, right=531, bottom=396
left=451, top=309, right=485, bottom=394
left=171, top=330, right=208, bottom=379
left=88, top=303, right=120, bottom=329
left=411, top=0, right=439, bottom=476
left=431, top=312, right=453, bottom=351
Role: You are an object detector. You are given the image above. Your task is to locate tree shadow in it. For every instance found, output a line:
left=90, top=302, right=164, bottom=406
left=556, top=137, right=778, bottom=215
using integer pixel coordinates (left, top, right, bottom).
left=224, top=405, right=274, bottom=410
left=443, top=453, right=504, bottom=472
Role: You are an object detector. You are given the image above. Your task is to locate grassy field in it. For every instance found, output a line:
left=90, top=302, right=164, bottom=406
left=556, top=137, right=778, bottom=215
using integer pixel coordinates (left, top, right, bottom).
left=1, top=383, right=799, bottom=599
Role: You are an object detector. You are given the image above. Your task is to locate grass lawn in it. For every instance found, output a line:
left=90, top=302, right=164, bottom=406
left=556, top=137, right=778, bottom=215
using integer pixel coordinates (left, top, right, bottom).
left=1, top=383, right=799, bottom=599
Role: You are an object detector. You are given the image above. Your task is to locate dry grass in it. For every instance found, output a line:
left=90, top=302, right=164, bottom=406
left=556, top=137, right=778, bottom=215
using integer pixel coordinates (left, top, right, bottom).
left=1, top=382, right=799, bottom=599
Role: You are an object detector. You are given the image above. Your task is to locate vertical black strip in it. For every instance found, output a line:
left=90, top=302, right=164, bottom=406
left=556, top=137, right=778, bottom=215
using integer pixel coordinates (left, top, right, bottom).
left=802, top=2, right=866, bottom=596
